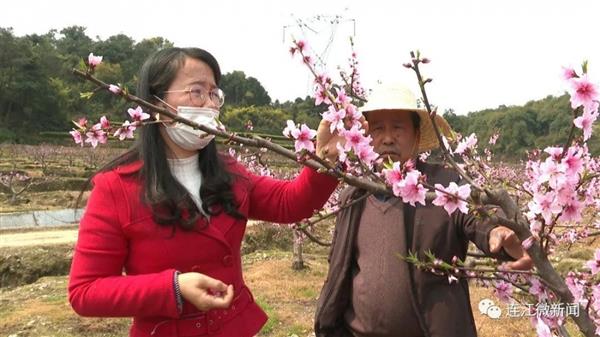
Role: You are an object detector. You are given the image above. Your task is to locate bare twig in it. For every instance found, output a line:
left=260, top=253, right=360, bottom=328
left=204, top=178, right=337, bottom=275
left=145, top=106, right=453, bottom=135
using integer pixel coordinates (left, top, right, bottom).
left=560, top=106, right=581, bottom=159
left=297, top=191, right=372, bottom=230
left=294, top=226, right=331, bottom=247
left=409, top=53, right=483, bottom=193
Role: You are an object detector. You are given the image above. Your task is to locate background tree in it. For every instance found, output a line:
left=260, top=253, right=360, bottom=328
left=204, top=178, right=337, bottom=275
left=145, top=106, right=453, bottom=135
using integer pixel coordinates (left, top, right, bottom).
left=1, top=25, right=596, bottom=159
left=443, top=94, right=599, bottom=159
left=220, top=70, right=271, bottom=107
left=0, top=26, right=174, bottom=143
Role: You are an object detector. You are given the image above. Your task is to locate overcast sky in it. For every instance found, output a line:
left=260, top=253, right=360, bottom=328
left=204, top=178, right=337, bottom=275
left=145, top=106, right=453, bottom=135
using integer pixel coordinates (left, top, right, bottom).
left=2, top=0, right=599, bottom=114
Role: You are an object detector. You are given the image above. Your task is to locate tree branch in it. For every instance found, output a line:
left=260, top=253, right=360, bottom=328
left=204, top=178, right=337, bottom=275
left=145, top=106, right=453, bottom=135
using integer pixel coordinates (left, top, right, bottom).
left=72, top=68, right=391, bottom=195
left=409, top=52, right=484, bottom=193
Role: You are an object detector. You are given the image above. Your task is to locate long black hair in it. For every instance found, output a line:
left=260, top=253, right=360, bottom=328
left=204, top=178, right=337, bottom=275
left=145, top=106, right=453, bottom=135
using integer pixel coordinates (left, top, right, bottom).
left=79, top=47, right=243, bottom=230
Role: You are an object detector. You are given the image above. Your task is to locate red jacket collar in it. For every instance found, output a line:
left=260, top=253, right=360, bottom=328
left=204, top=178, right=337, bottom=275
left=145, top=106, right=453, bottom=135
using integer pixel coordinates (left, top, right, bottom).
left=116, top=160, right=144, bottom=175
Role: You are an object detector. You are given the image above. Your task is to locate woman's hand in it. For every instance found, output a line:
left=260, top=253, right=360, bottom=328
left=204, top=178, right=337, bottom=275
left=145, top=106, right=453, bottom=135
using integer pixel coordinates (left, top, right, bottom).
left=177, top=272, right=234, bottom=311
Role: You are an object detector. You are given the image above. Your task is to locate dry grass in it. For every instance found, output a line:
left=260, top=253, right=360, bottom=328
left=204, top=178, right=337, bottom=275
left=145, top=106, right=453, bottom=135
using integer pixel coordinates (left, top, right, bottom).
left=2, top=248, right=592, bottom=337
left=0, top=277, right=132, bottom=337
left=243, top=250, right=328, bottom=337
left=0, top=190, right=90, bottom=213
left=1, top=221, right=598, bottom=336
left=246, top=250, right=591, bottom=337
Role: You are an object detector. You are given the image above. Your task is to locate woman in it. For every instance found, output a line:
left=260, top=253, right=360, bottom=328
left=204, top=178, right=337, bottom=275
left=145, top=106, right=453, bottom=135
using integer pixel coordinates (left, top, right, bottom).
left=68, top=47, right=340, bottom=337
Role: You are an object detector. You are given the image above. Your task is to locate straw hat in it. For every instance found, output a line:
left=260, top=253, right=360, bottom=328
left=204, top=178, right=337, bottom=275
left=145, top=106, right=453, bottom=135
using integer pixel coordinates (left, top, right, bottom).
left=361, top=83, right=453, bottom=153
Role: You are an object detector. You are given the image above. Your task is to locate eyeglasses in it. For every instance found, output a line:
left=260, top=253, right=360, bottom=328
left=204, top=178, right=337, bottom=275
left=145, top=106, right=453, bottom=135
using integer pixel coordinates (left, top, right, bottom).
left=163, top=84, right=225, bottom=108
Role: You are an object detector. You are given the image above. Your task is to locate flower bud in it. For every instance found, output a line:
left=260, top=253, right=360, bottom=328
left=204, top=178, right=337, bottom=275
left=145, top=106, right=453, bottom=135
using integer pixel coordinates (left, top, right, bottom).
left=108, top=84, right=122, bottom=94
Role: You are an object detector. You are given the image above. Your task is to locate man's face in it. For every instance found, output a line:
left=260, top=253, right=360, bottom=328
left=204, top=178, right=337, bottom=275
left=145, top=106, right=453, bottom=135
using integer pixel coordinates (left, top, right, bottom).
left=366, top=110, right=419, bottom=163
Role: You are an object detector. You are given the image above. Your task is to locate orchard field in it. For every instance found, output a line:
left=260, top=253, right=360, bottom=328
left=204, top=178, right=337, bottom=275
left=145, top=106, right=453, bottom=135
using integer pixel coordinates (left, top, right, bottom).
left=0, top=143, right=597, bottom=337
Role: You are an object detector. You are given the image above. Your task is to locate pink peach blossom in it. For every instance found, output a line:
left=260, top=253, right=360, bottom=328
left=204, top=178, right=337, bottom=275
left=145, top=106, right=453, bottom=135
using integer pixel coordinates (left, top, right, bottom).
left=383, top=161, right=403, bottom=186
left=128, top=106, right=150, bottom=122
left=283, top=120, right=297, bottom=138
left=432, top=182, right=471, bottom=215
left=291, top=124, right=317, bottom=153
left=88, top=53, right=103, bottom=68
left=100, top=116, right=110, bottom=129
left=569, top=74, right=599, bottom=111
left=585, top=249, right=600, bottom=275
left=561, top=66, right=577, bottom=81
left=395, top=170, right=427, bottom=206
left=573, top=108, right=598, bottom=141
left=493, top=281, right=513, bottom=303
left=454, top=133, right=477, bottom=155
left=342, top=124, right=371, bottom=153
left=355, top=143, right=378, bottom=166
left=322, top=105, right=346, bottom=133
left=85, top=123, right=107, bottom=148
left=113, top=121, right=136, bottom=141
left=108, top=84, right=121, bottom=94
left=70, top=129, right=83, bottom=146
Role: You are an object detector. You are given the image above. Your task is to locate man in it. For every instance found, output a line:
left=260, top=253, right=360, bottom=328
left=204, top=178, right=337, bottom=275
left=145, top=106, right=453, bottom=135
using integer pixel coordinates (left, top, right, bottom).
left=314, top=84, right=532, bottom=337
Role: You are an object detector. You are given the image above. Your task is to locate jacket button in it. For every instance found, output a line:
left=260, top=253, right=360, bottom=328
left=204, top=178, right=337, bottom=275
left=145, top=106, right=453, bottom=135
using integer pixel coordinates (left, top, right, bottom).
left=222, top=255, right=233, bottom=266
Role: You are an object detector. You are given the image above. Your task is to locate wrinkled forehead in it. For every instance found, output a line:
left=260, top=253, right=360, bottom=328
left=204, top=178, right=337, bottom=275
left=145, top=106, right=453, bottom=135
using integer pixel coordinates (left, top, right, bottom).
left=365, top=109, right=416, bottom=124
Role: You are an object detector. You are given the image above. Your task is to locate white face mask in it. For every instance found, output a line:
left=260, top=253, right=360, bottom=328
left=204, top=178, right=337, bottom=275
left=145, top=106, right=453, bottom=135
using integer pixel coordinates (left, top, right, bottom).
left=164, top=106, right=222, bottom=151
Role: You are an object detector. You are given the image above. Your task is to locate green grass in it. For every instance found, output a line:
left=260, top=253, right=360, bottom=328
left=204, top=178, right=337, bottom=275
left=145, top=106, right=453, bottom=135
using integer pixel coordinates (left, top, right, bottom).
left=563, top=247, right=594, bottom=260
left=255, top=296, right=280, bottom=335
left=286, top=324, right=307, bottom=336
left=41, top=293, right=67, bottom=304
left=554, top=258, right=587, bottom=274
left=293, top=286, right=317, bottom=299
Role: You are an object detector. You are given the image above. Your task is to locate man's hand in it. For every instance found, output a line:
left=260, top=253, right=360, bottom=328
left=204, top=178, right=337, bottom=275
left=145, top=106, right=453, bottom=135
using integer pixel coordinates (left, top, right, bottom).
left=489, top=226, right=534, bottom=270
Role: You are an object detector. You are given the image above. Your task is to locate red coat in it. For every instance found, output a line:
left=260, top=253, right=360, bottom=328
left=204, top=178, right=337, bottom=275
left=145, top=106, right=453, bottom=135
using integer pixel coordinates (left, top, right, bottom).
left=68, top=158, right=338, bottom=337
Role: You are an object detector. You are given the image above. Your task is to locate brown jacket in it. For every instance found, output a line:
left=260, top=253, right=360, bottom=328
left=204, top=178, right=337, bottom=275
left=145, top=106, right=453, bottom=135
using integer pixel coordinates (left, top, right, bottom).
left=314, top=162, right=513, bottom=337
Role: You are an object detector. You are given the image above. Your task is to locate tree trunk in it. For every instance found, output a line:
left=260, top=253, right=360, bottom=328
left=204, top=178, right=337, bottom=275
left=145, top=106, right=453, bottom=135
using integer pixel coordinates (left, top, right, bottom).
left=291, top=229, right=305, bottom=270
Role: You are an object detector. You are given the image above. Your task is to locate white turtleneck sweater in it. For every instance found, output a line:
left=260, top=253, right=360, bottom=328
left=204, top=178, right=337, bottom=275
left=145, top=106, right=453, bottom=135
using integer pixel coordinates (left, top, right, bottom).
left=167, top=153, right=207, bottom=217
